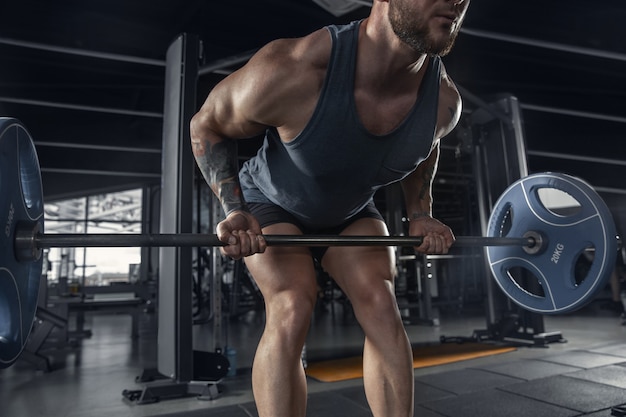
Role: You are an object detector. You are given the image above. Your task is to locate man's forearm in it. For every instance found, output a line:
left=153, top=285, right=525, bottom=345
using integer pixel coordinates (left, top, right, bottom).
left=401, top=143, right=439, bottom=219
left=192, top=138, right=247, bottom=215
left=403, top=167, right=434, bottom=219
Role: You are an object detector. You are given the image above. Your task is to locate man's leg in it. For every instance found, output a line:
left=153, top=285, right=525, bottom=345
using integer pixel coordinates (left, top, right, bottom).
left=322, top=218, right=414, bottom=417
left=243, top=223, right=318, bottom=417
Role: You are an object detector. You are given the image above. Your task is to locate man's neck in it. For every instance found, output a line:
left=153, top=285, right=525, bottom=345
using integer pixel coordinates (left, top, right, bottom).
left=360, top=15, right=429, bottom=77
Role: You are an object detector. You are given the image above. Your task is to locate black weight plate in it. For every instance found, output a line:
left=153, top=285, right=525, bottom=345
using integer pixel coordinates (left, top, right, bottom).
left=487, top=172, right=617, bottom=314
left=0, top=118, right=44, bottom=368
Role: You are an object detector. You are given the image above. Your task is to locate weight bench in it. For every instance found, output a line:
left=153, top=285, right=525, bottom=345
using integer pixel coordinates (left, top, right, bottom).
left=69, top=294, right=145, bottom=339
left=20, top=290, right=143, bottom=371
left=47, top=294, right=144, bottom=341
left=20, top=306, right=68, bottom=372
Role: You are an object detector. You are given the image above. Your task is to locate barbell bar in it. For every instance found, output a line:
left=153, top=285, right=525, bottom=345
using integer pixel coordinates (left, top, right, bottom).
left=13, top=221, right=540, bottom=263
left=0, top=117, right=620, bottom=370
left=17, top=226, right=537, bottom=251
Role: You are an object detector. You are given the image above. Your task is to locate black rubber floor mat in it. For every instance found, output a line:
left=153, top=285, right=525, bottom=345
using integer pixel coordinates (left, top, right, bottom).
left=148, top=404, right=255, bottom=417
left=415, top=368, right=523, bottom=395
left=567, top=364, right=626, bottom=389
left=538, top=350, right=626, bottom=369
left=305, top=391, right=371, bottom=417
left=475, top=358, right=580, bottom=380
left=422, top=388, right=578, bottom=417
left=500, top=374, right=626, bottom=413
left=148, top=391, right=372, bottom=417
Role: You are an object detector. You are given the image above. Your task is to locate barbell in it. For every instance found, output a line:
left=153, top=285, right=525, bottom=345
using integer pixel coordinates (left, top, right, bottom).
left=0, top=117, right=619, bottom=369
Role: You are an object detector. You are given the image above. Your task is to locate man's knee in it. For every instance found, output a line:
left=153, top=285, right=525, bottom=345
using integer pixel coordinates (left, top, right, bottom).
left=350, top=281, right=399, bottom=322
left=266, top=291, right=316, bottom=329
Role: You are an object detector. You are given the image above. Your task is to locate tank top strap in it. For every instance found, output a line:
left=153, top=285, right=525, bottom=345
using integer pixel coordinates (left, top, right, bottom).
left=323, top=21, right=361, bottom=101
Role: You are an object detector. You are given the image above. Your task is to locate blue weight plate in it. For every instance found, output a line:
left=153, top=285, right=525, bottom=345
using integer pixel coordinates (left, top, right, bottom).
left=487, top=172, right=617, bottom=314
left=0, top=118, right=44, bottom=368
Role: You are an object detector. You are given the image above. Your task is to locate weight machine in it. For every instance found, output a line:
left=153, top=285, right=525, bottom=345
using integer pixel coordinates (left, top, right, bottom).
left=454, top=92, right=565, bottom=346
left=122, top=34, right=230, bottom=404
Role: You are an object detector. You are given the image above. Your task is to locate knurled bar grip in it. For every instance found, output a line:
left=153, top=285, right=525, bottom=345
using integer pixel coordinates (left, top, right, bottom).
left=32, top=233, right=534, bottom=248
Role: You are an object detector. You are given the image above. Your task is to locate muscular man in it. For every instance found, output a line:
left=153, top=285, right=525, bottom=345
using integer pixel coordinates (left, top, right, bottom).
left=190, top=1, right=470, bottom=416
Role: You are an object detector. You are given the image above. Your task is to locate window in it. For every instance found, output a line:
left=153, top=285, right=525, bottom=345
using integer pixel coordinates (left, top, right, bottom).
left=44, top=188, right=142, bottom=287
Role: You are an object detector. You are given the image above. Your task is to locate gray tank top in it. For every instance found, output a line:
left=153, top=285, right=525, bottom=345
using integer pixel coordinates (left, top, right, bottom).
left=240, top=20, right=441, bottom=229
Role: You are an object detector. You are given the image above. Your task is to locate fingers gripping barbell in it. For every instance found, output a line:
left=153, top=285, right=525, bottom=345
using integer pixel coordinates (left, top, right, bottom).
left=0, top=117, right=620, bottom=368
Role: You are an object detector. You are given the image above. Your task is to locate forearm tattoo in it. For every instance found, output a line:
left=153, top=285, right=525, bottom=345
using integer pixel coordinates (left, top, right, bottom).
left=409, top=153, right=437, bottom=220
left=410, top=211, right=431, bottom=220
left=417, top=160, right=435, bottom=201
left=195, top=139, right=247, bottom=215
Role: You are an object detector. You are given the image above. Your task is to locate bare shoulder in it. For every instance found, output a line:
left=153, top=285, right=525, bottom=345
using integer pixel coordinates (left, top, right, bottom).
left=435, top=62, right=463, bottom=140
left=256, top=28, right=331, bottom=71
left=230, top=28, right=331, bottom=127
left=194, top=27, right=331, bottom=140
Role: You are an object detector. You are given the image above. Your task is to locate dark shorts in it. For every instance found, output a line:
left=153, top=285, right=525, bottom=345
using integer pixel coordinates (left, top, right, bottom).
left=247, top=201, right=384, bottom=261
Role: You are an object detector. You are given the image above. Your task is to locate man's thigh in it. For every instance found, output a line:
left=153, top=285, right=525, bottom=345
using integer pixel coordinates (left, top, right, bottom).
left=321, top=217, right=396, bottom=301
left=243, top=222, right=319, bottom=301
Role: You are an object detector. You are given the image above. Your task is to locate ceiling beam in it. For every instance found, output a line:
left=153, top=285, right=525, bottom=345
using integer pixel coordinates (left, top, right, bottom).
left=460, top=27, right=626, bottom=62
left=0, top=36, right=165, bottom=66
left=41, top=167, right=160, bottom=178
left=0, top=96, right=163, bottom=118
left=35, top=141, right=161, bottom=154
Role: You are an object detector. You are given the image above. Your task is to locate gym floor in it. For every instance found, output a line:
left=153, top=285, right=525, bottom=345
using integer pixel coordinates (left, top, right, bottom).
left=2, top=300, right=626, bottom=417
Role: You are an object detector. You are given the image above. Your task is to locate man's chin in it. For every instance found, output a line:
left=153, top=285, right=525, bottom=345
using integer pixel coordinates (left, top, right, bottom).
left=428, top=32, right=458, bottom=56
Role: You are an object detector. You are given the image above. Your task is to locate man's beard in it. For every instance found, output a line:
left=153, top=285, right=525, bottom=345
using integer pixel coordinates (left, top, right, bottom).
left=389, top=2, right=459, bottom=56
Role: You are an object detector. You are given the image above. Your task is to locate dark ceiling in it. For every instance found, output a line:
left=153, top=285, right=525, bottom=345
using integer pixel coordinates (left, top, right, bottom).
left=1, top=0, right=625, bottom=230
